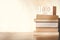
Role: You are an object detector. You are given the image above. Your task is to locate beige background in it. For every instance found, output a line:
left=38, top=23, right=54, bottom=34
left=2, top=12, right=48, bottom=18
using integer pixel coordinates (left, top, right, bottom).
left=0, top=0, right=60, bottom=32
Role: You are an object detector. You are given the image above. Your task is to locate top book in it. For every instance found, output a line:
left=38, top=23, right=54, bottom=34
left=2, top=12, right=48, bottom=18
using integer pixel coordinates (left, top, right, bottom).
left=35, top=6, right=58, bottom=20
left=36, top=15, right=58, bottom=20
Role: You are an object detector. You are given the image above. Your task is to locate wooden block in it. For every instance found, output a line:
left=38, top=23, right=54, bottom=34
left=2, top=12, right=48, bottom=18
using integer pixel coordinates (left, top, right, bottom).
left=53, top=6, right=56, bottom=15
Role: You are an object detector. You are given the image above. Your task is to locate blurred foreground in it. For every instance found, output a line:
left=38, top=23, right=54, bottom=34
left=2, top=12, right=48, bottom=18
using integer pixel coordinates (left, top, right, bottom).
left=0, top=32, right=59, bottom=40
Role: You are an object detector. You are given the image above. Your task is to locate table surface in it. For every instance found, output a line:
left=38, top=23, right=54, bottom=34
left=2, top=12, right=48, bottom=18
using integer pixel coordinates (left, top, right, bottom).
left=0, top=32, right=59, bottom=40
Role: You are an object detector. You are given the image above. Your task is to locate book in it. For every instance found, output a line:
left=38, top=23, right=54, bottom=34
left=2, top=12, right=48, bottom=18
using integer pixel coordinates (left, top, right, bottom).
left=36, top=27, right=58, bottom=32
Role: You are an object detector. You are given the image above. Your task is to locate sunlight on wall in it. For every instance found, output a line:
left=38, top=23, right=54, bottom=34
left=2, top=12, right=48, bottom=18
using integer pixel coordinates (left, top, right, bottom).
left=0, top=0, right=60, bottom=32
left=0, top=0, right=35, bottom=32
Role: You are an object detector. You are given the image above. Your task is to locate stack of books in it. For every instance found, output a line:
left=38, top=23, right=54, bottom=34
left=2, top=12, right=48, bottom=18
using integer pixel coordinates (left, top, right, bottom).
left=34, top=6, right=58, bottom=32
left=35, top=15, right=58, bottom=32
left=34, top=6, right=59, bottom=40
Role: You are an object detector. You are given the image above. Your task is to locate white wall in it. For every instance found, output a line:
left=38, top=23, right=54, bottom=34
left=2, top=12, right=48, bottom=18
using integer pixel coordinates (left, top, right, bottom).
left=0, top=0, right=60, bottom=32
